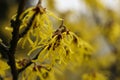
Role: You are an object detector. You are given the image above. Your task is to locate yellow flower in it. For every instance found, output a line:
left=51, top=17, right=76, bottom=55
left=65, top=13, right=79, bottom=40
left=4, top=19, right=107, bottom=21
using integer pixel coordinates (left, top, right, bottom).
left=0, top=60, right=9, bottom=76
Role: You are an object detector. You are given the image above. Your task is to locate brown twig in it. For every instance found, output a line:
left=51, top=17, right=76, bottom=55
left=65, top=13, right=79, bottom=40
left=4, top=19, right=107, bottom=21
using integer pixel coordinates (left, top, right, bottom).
left=8, top=0, right=26, bottom=80
left=19, top=11, right=38, bottom=38
left=38, top=0, right=42, bottom=5
left=7, top=0, right=46, bottom=79
left=19, top=0, right=44, bottom=38
left=18, top=0, right=45, bottom=74
left=18, top=46, right=45, bottom=73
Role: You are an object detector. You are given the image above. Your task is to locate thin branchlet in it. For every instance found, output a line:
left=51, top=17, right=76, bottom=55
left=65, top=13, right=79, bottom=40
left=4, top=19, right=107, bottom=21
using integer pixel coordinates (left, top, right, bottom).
left=18, top=0, right=47, bottom=74
left=52, top=20, right=69, bottom=38
left=19, top=11, right=38, bottom=38
left=19, top=0, right=45, bottom=38
left=18, top=46, right=45, bottom=73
